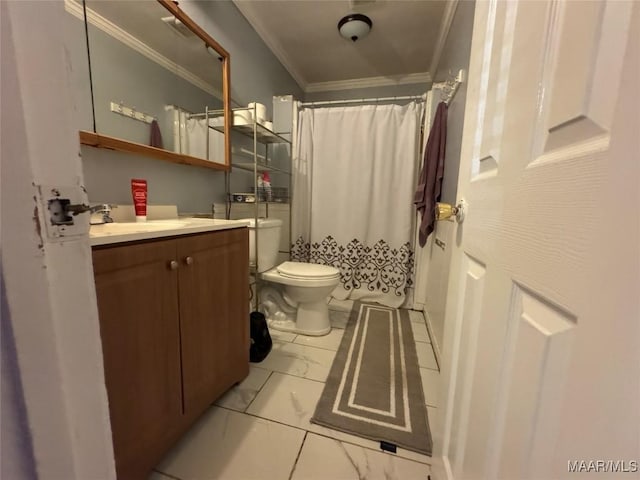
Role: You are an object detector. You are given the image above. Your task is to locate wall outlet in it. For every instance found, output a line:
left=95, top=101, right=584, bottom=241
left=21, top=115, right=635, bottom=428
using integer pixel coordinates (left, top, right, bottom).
left=37, top=185, right=89, bottom=241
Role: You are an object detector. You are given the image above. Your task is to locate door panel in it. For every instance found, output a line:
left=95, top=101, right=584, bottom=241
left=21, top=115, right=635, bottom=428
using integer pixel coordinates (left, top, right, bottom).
left=448, top=255, right=486, bottom=476
left=178, top=229, right=249, bottom=416
left=539, top=1, right=628, bottom=154
left=93, top=239, right=182, bottom=478
left=498, top=285, right=576, bottom=479
left=474, top=0, right=515, bottom=179
left=439, top=0, right=638, bottom=478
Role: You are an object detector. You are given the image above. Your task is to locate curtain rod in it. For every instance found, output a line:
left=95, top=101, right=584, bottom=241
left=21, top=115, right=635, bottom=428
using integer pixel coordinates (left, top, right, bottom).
left=300, top=93, right=426, bottom=107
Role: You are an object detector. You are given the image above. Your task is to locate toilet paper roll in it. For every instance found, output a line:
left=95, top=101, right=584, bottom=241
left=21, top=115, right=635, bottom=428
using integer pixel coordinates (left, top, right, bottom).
left=233, top=110, right=252, bottom=126
left=248, top=102, right=266, bottom=122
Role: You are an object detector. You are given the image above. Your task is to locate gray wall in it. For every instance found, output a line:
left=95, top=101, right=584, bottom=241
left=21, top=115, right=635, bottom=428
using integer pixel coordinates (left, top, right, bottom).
left=182, top=1, right=304, bottom=117
left=434, top=2, right=476, bottom=206
left=81, top=147, right=226, bottom=213
left=87, top=21, right=221, bottom=151
left=304, top=82, right=429, bottom=103
left=423, top=0, right=476, bottom=350
left=74, top=2, right=303, bottom=214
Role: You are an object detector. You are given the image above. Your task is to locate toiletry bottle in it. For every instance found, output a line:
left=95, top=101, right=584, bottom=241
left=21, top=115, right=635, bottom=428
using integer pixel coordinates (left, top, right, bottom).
left=131, top=179, right=147, bottom=221
left=256, top=174, right=264, bottom=201
left=262, top=172, right=272, bottom=202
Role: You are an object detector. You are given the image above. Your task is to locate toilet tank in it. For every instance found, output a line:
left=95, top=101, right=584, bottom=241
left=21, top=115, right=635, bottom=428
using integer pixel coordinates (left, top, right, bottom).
left=241, top=218, right=283, bottom=272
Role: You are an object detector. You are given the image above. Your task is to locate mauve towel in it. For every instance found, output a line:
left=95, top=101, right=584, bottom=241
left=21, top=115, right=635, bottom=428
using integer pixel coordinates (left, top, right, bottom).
left=149, top=119, right=164, bottom=149
left=414, top=101, right=448, bottom=247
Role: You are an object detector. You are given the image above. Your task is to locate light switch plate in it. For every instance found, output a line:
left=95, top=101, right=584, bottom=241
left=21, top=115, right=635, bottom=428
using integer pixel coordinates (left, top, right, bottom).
left=37, top=184, right=89, bottom=241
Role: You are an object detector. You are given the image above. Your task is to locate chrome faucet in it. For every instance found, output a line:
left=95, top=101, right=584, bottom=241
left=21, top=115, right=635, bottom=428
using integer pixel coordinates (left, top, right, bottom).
left=65, top=203, right=115, bottom=224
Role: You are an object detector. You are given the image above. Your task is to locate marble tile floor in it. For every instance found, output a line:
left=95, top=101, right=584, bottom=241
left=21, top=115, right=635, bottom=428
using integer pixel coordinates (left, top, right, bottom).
left=152, top=305, right=440, bottom=480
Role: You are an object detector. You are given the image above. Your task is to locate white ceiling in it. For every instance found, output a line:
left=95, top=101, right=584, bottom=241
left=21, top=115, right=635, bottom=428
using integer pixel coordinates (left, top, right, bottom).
left=233, top=0, right=452, bottom=92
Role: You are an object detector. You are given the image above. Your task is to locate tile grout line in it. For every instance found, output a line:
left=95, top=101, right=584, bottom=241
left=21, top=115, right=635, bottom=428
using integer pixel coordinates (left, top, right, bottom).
left=309, top=430, right=434, bottom=467
left=288, top=431, right=308, bottom=480
left=413, top=313, right=440, bottom=371
left=267, top=370, right=328, bottom=388
left=417, top=308, right=440, bottom=370
left=431, top=341, right=440, bottom=371
left=272, top=339, right=341, bottom=355
left=243, top=370, right=274, bottom=413
left=290, top=341, right=342, bottom=353
left=420, top=366, right=440, bottom=373
left=151, top=469, right=183, bottom=480
left=420, top=366, right=440, bottom=372
left=273, top=372, right=328, bottom=384
left=216, top=404, right=311, bottom=434
left=205, top=406, right=435, bottom=468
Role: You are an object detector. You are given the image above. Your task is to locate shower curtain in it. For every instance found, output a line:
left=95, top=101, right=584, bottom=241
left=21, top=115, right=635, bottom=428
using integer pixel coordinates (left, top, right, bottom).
left=291, top=102, right=423, bottom=307
left=184, top=117, right=225, bottom=164
left=168, top=106, right=224, bottom=164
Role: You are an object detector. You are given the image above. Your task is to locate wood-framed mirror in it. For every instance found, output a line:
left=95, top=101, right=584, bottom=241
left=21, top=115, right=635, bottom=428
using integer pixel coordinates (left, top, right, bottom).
left=77, top=0, right=231, bottom=171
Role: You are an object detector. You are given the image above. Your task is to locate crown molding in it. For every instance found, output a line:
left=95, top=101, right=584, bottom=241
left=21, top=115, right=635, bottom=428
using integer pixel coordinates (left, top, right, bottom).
left=64, top=0, right=221, bottom=99
left=428, top=0, right=460, bottom=79
left=305, top=72, right=432, bottom=93
left=232, top=0, right=308, bottom=91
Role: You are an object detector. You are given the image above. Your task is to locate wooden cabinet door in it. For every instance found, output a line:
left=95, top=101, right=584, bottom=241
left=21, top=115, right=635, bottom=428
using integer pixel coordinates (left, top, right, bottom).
left=93, top=239, right=182, bottom=479
left=177, top=228, right=250, bottom=416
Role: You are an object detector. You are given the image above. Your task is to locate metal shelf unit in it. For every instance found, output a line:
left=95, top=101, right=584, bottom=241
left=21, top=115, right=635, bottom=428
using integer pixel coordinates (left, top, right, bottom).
left=218, top=106, right=292, bottom=311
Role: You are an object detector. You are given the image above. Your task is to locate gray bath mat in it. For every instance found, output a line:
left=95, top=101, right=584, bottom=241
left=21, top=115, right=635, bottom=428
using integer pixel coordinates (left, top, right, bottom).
left=311, top=302, right=432, bottom=455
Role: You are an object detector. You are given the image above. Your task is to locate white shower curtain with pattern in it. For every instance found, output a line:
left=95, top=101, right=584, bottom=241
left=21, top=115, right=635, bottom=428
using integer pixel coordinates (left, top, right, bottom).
left=291, top=102, right=422, bottom=307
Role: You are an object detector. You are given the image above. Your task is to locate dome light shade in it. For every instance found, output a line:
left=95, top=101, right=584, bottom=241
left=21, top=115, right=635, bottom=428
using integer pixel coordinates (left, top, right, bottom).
left=337, top=14, right=372, bottom=42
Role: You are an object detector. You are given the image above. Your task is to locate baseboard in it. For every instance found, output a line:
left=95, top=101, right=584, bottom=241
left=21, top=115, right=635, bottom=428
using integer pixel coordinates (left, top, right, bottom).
left=413, top=301, right=425, bottom=311
left=427, top=454, right=453, bottom=480
left=420, top=306, right=441, bottom=369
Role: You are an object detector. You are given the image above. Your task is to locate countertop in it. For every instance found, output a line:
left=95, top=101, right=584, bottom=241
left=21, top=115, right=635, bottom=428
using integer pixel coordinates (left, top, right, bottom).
left=90, top=218, right=249, bottom=246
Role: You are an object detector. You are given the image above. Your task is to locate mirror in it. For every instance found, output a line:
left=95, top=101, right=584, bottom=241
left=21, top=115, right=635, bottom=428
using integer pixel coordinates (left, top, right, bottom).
left=76, top=0, right=230, bottom=170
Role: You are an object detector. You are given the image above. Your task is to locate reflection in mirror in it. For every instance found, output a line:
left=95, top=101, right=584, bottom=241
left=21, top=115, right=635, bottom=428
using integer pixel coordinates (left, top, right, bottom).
left=71, top=0, right=229, bottom=169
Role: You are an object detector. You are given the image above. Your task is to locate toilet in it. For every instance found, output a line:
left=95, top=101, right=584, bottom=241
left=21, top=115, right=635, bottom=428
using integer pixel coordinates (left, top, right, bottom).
left=242, top=218, right=340, bottom=336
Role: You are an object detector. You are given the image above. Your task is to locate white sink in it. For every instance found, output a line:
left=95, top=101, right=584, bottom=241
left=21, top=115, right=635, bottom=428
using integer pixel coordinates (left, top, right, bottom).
left=89, top=218, right=249, bottom=246
left=90, top=220, right=189, bottom=233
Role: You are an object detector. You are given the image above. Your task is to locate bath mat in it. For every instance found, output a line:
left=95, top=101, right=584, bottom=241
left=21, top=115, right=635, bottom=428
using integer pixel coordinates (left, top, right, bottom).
left=311, top=302, right=432, bottom=455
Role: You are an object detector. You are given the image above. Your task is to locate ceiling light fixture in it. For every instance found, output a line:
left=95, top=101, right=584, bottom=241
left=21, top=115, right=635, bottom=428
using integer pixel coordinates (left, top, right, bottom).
left=337, top=13, right=372, bottom=42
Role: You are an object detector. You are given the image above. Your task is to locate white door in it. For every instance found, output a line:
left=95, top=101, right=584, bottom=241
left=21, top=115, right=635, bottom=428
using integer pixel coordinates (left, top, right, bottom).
left=438, top=1, right=639, bottom=479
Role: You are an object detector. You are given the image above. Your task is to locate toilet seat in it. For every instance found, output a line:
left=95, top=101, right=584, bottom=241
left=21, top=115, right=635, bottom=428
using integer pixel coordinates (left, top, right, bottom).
left=262, top=261, right=340, bottom=288
left=276, top=261, right=340, bottom=280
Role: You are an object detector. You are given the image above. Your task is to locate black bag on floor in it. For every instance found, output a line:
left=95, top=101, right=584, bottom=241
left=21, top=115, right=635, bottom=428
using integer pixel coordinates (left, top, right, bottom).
left=249, top=311, right=272, bottom=363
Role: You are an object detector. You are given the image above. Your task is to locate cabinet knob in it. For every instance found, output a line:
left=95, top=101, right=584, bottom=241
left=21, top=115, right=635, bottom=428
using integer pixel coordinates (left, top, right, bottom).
left=168, top=260, right=179, bottom=270
left=184, top=256, right=194, bottom=265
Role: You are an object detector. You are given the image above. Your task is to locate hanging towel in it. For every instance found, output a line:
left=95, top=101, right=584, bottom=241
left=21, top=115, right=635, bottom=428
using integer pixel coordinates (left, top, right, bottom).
left=149, top=119, right=164, bottom=149
left=414, top=101, right=448, bottom=247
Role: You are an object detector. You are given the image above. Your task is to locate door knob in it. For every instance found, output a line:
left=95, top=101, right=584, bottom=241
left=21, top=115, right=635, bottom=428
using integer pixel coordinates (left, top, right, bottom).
left=168, top=260, right=179, bottom=270
left=184, top=256, right=194, bottom=265
left=435, top=199, right=466, bottom=223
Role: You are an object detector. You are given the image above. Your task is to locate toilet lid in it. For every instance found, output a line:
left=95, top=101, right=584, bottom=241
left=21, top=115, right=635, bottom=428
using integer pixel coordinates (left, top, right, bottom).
left=276, top=261, right=340, bottom=280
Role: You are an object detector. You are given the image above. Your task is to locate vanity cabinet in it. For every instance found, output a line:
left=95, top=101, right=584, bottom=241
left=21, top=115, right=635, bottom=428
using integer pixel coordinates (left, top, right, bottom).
left=92, top=228, right=249, bottom=479
left=177, top=231, right=249, bottom=414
